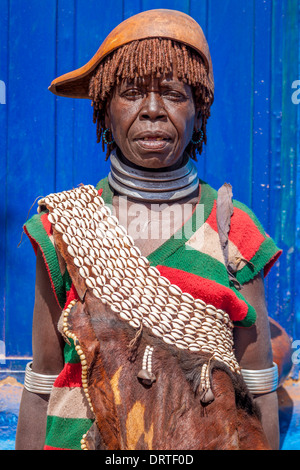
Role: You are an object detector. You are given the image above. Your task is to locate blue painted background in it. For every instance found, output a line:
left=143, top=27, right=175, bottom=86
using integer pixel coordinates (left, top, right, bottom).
left=0, top=0, right=299, bottom=367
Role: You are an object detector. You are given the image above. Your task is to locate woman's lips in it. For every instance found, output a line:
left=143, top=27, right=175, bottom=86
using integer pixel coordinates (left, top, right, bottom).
left=135, top=136, right=171, bottom=151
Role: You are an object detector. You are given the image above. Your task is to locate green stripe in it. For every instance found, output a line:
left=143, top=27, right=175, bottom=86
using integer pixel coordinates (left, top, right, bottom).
left=96, top=176, right=114, bottom=206
left=24, top=212, right=66, bottom=308
left=236, top=237, right=281, bottom=285
left=45, top=415, right=94, bottom=450
left=64, top=338, right=80, bottom=364
left=162, top=245, right=230, bottom=287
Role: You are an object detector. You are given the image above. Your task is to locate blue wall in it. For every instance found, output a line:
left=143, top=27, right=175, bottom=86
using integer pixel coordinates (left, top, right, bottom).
left=0, top=0, right=299, bottom=365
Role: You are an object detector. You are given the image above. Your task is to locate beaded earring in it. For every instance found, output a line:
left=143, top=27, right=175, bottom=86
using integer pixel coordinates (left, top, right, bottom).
left=191, top=129, right=204, bottom=145
left=103, top=128, right=115, bottom=145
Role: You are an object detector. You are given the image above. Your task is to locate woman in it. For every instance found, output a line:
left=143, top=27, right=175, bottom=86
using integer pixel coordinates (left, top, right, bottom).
left=16, top=10, right=282, bottom=450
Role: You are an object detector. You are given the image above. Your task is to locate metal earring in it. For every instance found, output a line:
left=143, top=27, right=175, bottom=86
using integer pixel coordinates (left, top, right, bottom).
left=103, top=128, right=115, bottom=145
left=191, top=129, right=204, bottom=145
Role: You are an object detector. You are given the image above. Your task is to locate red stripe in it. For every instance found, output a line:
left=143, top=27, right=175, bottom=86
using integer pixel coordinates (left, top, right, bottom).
left=206, top=202, right=265, bottom=261
left=156, top=265, right=248, bottom=322
left=64, top=283, right=80, bottom=309
left=40, top=212, right=53, bottom=236
left=44, top=445, right=72, bottom=450
left=54, top=362, right=82, bottom=388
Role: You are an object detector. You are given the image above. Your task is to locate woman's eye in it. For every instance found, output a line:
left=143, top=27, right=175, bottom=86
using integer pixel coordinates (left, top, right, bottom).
left=163, top=90, right=185, bottom=100
left=122, top=89, right=143, bottom=99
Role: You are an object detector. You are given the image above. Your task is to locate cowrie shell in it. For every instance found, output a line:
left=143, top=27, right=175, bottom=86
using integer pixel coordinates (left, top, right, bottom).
left=74, top=257, right=83, bottom=268
left=185, top=325, right=197, bottom=335
left=128, top=295, right=140, bottom=306
left=62, top=233, right=72, bottom=244
left=103, top=285, right=114, bottom=295
left=155, top=296, right=167, bottom=307
left=163, top=334, right=176, bottom=345
left=113, top=268, right=125, bottom=279
left=48, top=213, right=58, bottom=224
left=119, top=286, right=132, bottom=297
left=54, top=223, right=65, bottom=234
left=102, top=237, right=114, bottom=249
left=109, top=248, right=119, bottom=259
left=67, top=225, right=77, bottom=236
left=96, top=227, right=105, bottom=239
left=100, top=206, right=111, bottom=217
left=107, top=215, right=119, bottom=227
left=79, top=266, right=89, bottom=278
left=135, top=277, right=146, bottom=287
left=157, top=276, right=170, bottom=287
left=148, top=266, right=160, bottom=278
left=145, top=276, right=158, bottom=287
left=138, top=256, right=149, bottom=268
left=160, top=312, right=173, bottom=322
left=124, top=267, right=136, bottom=278
left=181, top=293, right=194, bottom=304
left=127, top=258, right=138, bottom=269
left=67, top=245, right=77, bottom=257
left=138, top=305, right=151, bottom=315
left=169, top=285, right=182, bottom=296
left=111, top=292, right=123, bottom=302
left=86, top=277, right=96, bottom=289
left=120, top=248, right=130, bottom=259
left=170, top=329, right=184, bottom=340
left=178, top=311, right=190, bottom=322
left=123, top=235, right=134, bottom=247
left=142, top=317, right=153, bottom=329
left=113, top=238, right=124, bottom=249
left=151, top=326, right=164, bottom=337
left=100, top=294, right=112, bottom=304
left=110, top=278, right=121, bottom=289
left=188, top=343, right=201, bottom=352
left=93, top=287, right=102, bottom=299
left=132, top=286, right=144, bottom=297
left=120, top=310, right=132, bottom=322
left=172, top=319, right=185, bottom=329
left=180, top=303, right=194, bottom=313
left=84, top=255, right=94, bottom=266
left=131, top=308, right=143, bottom=320
left=183, top=334, right=195, bottom=344
left=115, top=258, right=127, bottom=269
left=129, top=318, right=141, bottom=329
left=121, top=299, right=132, bottom=310
left=103, top=268, right=113, bottom=279
left=149, top=312, right=161, bottom=324
left=194, top=299, right=207, bottom=310
left=160, top=320, right=172, bottom=333
left=156, top=286, right=168, bottom=297
left=130, top=246, right=141, bottom=258
left=96, top=275, right=106, bottom=286
left=143, top=285, right=156, bottom=297
left=94, top=196, right=104, bottom=206
left=122, top=278, right=135, bottom=289
left=115, top=224, right=127, bottom=237
left=175, top=340, right=188, bottom=350
left=136, top=267, right=148, bottom=278
left=165, top=304, right=178, bottom=316
left=140, top=295, right=154, bottom=306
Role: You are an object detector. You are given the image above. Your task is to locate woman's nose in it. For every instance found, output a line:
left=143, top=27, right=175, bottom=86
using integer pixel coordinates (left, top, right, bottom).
left=139, top=92, right=167, bottom=121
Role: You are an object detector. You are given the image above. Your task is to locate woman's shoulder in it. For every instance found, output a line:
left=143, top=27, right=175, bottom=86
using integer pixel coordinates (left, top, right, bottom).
left=200, top=180, right=282, bottom=285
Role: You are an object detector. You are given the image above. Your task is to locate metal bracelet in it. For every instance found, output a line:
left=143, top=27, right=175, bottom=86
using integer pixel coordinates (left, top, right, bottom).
left=241, top=362, right=279, bottom=395
left=24, top=361, right=59, bottom=394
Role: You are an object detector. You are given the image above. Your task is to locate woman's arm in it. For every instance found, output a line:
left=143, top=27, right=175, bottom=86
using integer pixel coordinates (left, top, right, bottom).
left=233, top=271, right=279, bottom=450
left=15, top=247, right=65, bottom=450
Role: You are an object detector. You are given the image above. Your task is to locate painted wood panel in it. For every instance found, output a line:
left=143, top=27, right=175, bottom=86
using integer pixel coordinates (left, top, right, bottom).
left=0, top=0, right=299, bottom=364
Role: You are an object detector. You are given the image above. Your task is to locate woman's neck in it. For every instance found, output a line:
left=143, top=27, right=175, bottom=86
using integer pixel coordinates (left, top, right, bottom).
left=108, top=149, right=199, bottom=203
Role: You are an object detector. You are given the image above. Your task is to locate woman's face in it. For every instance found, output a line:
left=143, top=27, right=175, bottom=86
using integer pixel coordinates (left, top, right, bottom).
left=105, top=70, right=201, bottom=170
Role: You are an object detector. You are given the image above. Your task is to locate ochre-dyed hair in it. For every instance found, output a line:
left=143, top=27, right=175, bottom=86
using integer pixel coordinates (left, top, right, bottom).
left=89, top=38, right=214, bottom=161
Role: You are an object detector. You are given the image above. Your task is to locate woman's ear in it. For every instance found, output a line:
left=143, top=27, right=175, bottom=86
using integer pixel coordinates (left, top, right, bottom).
left=105, top=104, right=111, bottom=129
left=194, top=109, right=203, bottom=131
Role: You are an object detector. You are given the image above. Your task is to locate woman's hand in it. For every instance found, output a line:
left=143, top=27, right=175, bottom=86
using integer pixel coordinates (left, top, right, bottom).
left=234, top=271, right=279, bottom=450
left=15, top=247, right=64, bottom=449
